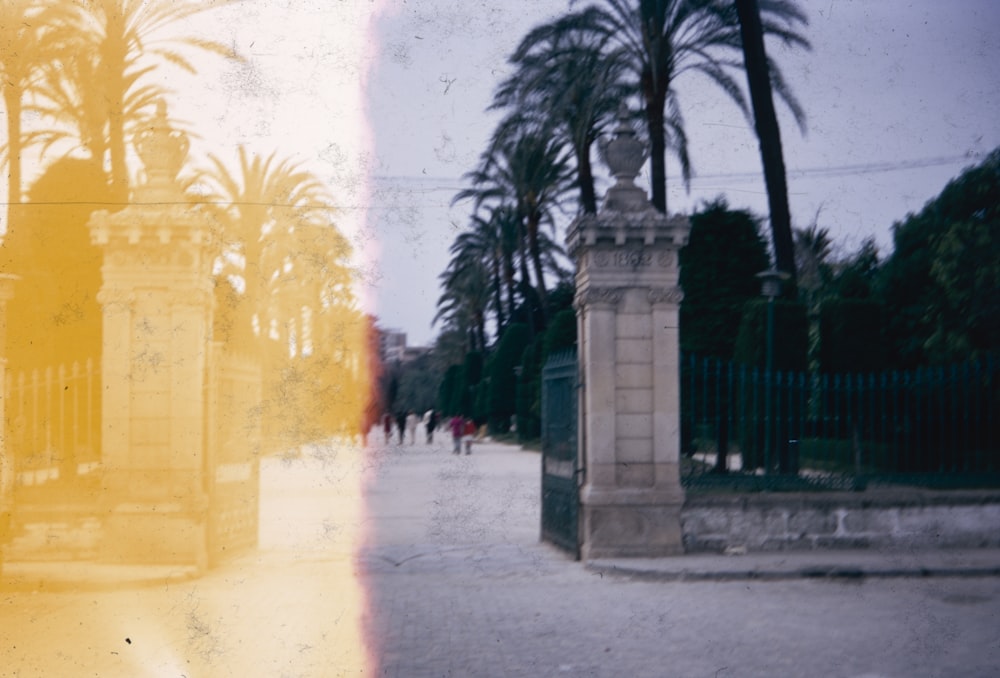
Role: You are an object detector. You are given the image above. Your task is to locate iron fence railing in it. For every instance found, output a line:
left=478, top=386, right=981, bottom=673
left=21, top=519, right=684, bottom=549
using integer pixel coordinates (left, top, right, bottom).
left=681, top=353, right=999, bottom=491
left=4, top=359, right=101, bottom=487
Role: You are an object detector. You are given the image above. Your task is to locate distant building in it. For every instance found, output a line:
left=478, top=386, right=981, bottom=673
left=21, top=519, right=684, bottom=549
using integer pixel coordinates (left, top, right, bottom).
left=401, top=346, right=431, bottom=364
left=378, top=327, right=407, bottom=364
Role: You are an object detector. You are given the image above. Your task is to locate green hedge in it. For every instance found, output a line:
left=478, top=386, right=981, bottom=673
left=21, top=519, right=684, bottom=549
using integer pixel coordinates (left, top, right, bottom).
left=488, top=323, right=531, bottom=432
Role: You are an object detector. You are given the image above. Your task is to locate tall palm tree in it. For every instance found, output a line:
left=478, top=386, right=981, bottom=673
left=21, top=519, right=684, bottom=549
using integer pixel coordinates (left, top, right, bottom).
left=0, top=0, right=75, bottom=231
left=434, top=257, right=491, bottom=354
left=454, top=118, right=574, bottom=321
left=199, top=146, right=333, bottom=348
left=568, top=0, right=808, bottom=213
left=452, top=214, right=508, bottom=333
left=493, top=15, right=631, bottom=214
left=59, top=0, right=237, bottom=199
left=24, top=51, right=110, bottom=164
left=735, top=0, right=805, bottom=288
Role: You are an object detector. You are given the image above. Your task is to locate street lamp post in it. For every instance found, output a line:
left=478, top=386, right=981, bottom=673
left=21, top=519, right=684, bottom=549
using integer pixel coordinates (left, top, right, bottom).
left=756, top=269, right=789, bottom=474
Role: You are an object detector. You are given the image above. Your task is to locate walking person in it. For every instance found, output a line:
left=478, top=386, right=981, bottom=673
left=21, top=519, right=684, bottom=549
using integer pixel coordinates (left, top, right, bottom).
left=405, top=410, right=419, bottom=445
left=425, top=409, right=438, bottom=444
left=463, top=418, right=477, bottom=455
left=449, top=415, right=464, bottom=455
left=396, top=411, right=406, bottom=444
left=382, top=412, right=393, bottom=445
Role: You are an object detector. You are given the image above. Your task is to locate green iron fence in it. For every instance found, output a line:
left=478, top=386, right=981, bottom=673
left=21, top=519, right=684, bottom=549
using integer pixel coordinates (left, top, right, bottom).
left=540, top=348, right=579, bottom=557
left=681, top=353, right=1000, bottom=491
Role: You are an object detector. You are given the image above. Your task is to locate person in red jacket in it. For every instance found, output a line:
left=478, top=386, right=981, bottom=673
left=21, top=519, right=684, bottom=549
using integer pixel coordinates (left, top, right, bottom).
left=449, top=415, right=464, bottom=455
left=463, top=418, right=477, bottom=455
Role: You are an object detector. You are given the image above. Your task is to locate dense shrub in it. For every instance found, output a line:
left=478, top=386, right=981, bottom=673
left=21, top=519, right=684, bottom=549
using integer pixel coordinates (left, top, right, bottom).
left=488, top=323, right=531, bottom=431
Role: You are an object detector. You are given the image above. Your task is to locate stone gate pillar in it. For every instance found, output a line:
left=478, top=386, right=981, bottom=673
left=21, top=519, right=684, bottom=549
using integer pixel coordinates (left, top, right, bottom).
left=88, top=101, right=215, bottom=568
left=567, top=110, right=690, bottom=559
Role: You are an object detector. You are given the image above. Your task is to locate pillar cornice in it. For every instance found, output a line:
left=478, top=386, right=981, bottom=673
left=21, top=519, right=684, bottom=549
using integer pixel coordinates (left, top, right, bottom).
left=648, top=286, right=684, bottom=307
left=575, top=286, right=624, bottom=311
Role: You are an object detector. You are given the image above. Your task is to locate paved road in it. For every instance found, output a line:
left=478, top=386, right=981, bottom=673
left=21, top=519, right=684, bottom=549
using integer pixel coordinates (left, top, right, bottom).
left=3, top=435, right=1000, bottom=677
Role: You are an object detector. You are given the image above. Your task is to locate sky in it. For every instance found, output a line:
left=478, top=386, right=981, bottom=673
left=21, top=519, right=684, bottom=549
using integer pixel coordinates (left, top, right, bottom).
left=363, top=0, right=1000, bottom=346
left=8, top=0, right=1000, bottom=348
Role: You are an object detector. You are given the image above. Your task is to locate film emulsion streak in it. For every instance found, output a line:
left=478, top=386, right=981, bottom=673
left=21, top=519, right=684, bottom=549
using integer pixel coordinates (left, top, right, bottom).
left=1, top=2, right=377, bottom=673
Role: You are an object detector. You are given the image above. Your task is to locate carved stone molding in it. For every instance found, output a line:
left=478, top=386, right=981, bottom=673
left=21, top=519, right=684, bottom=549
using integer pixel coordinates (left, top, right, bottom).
left=648, top=287, right=684, bottom=306
left=96, top=288, right=137, bottom=316
left=576, top=286, right=624, bottom=310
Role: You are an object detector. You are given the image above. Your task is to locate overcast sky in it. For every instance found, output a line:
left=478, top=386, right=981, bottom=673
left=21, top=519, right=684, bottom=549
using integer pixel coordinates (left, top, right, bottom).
left=11, top=0, right=999, bottom=348
left=364, top=0, right=1000, bottom=346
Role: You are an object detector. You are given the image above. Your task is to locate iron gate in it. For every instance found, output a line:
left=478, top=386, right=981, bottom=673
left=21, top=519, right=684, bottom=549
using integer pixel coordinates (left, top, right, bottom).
left=541, top=348, right=579, bottom=557
left=205, top=345, right=262, bottom=565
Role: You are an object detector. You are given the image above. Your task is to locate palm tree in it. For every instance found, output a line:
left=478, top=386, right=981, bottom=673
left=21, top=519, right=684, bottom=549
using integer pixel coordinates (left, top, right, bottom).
left=794, top=222, right=832, bottom=307
left=199, top=146, right=334, bottom=349
left=0, top=1, right=76, bottom=231
left=58, top=0, right=237, bottom=199
left=493, top=15, right=631, bottom=214
left=24, top=50, right=111, bottom=164
left=567, top=0, right=808, bottom=213
left=735, top=0, right=806, bottom=288
left=455, top=118, right=574, bottom=321
left=452, top=214, right=508, bottom=333
left=434, top=257, right=491, bottom=354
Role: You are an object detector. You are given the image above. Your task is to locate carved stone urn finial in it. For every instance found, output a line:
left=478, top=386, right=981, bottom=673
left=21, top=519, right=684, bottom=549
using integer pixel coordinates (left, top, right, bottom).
left=598, top=103, right=650, bottom=212
left=133, top=99, right=189, bottom=196
left=600, top=103, right=646, bottom=186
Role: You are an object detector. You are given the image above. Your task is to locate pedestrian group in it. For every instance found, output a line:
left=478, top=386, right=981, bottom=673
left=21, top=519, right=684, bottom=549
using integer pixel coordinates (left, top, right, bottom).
left=380, top=408, right=480, bottom=455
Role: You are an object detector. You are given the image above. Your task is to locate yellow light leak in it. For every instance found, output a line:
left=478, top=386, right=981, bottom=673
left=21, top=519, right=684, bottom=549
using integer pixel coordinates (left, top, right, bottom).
left=1, top=0, right=388, bottom=674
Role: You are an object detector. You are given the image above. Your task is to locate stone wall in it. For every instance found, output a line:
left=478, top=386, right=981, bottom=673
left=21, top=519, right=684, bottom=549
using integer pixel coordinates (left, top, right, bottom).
left=682, top=490, right=1000, bottom=552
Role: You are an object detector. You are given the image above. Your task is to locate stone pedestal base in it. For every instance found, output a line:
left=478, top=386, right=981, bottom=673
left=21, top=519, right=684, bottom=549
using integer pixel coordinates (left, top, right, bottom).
left=101, top=502, right=208, bottom=570
left=580, top=487, right=684, bottom=559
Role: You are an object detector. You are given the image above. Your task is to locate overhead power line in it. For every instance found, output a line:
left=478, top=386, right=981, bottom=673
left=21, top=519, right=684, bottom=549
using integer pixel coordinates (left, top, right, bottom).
left=372, top=153, right=979, bottom=190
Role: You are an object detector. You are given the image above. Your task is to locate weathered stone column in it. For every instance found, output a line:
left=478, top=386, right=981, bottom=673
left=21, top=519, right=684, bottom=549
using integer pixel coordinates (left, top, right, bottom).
left=88, top=101, right=215, bottom=568
left=567, top=109, right=690, bottom=558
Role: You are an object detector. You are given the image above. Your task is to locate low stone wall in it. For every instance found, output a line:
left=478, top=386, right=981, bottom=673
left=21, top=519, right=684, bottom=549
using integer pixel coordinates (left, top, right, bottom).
left=682, top=490, right=1000, bottom=552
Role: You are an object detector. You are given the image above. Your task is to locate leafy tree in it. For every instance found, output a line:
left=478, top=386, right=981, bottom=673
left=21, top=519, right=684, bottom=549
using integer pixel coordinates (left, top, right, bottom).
left=680, top=198, right=770, bottom=358
left=678, top=198, right=769, bottom=470
left=516, top=337, right=544, bottom=441
left=438, top=365, right=461, bottom=415
left=1, top=157, right=111, bottom=369
left=880, top=148, right=1000, bottom=366
left=397, top=354, right=443, bottom=414
left=542, top=308, right=579, bottom=362
left=925, top=217, right=1000, bottom=361
left=488, top=323, right=532, bottom=431
left=818, top=299, right=884, bottom=375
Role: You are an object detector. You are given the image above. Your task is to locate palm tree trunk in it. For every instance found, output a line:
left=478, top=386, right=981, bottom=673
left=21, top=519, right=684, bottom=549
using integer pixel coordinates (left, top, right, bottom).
left=107, top=98, right=128, bottom=201
left=643, top=74, right=668, bottom=214
left=736, top=0, right=797, bottom=292
left=576, top=141, right=598, bottom=214
left=516, top=220, right=532, bottom=322
left=526, top=215, right=549, bottom=321
left=503, top=256, right=517, bottom=325
left=491, top=255, right=506, bottom=334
